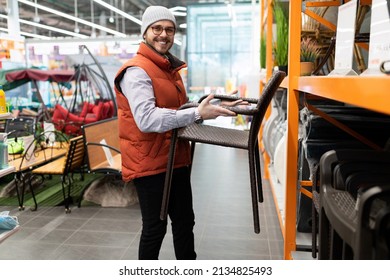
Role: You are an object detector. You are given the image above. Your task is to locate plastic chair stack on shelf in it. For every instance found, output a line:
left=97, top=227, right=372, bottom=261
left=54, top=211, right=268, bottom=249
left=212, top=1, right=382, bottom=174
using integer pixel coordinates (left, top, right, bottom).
left=318, top=149, right=390, bottom=259
left=160, top=71, right=286, bottom=234
left=297, top=101, right=390, bottom=257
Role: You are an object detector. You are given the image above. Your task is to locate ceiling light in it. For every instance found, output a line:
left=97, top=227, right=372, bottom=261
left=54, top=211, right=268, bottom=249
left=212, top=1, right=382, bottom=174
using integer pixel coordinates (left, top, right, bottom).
left=18, top=0, right=127, bottom=37
left=172, top=12, right=187, bottom=17
left=169, top=6, right=187, bottom=16
left=21, top=30, right=50, bottom=39
left=93, top=0, right=142, bottom=26
left=19, top=18, right=88, bottom=38
left=170, top=6, right=187, bottom=12
left=0, top=20, right=71, bottom=40
left=169, top=6, right=187, bottom=17
left=0, top=14, right=84, bottom=39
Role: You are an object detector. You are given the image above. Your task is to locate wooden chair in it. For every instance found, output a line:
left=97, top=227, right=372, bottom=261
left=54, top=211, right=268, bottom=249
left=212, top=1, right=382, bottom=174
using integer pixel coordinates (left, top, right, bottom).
left=81, top=117, right=121, bottom=175
left=30, top=135, right=85, bottom=213
left=160, top=70, right=286, bottom=234
left=78, top=117, right=122, bottom=207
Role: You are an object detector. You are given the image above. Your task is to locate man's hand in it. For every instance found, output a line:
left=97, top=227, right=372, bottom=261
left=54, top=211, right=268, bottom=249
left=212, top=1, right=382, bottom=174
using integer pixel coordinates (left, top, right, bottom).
left=220, top=89, right=249, bottom=107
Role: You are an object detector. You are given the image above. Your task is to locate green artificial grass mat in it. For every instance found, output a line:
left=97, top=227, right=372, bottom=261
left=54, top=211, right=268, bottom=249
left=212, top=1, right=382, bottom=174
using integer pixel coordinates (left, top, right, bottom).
left=0, top=173, right=102, bottom=207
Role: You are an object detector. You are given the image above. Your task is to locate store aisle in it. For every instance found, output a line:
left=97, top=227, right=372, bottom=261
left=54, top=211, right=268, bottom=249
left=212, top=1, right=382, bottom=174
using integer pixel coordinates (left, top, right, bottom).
left=0, top=144, right=284, bottom=260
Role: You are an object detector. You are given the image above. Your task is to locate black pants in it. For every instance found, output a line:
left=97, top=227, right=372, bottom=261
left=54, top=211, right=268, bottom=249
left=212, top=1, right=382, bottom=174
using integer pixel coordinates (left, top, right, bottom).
left=134, top=167, right=196, bottom=260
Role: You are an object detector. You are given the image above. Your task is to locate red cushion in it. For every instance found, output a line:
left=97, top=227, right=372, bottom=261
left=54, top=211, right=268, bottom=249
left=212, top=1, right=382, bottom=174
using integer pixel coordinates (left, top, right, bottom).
left=106, top=101, right=115, bottom=118
left=91, top=102, right=104, bottom=120
left=102, top=102, right=111, bottom=119
left=80, top=102, right=95, bottom=118
left=80, top=102, right=89, bottom=118
left=52, top=104, right=85, bottom=135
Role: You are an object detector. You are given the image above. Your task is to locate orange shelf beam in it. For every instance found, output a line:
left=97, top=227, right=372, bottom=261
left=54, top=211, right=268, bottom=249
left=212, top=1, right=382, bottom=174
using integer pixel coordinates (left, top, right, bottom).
left=298, top=76, right=390, bottom=115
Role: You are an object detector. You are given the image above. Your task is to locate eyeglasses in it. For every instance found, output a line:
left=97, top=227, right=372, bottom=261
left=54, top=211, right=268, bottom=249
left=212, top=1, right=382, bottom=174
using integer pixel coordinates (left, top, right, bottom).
left=150, top=25, right=175, bottom=36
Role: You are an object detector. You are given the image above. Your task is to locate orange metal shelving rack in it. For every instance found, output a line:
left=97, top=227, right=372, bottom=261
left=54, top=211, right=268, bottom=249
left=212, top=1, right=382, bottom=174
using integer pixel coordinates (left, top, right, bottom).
left=260, top=0, right=390, bottom=260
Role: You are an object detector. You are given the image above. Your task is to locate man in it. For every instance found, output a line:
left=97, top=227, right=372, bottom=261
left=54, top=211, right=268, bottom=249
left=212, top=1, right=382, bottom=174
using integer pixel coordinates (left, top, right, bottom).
left=114, top=6, right=241, bottom=260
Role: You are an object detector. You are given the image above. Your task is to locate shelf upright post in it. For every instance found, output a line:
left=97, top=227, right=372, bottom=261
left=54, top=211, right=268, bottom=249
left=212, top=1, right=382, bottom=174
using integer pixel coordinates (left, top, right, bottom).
left=283, top=0, right=302, bottom=260
left=261, top=0, right=275, bottom=180
left=266, top=1, right=274, bottom=81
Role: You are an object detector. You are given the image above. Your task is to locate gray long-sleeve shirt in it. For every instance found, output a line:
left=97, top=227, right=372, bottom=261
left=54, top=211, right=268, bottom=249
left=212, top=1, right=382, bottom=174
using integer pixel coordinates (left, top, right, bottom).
left=120, top=67, right=196, bottom=133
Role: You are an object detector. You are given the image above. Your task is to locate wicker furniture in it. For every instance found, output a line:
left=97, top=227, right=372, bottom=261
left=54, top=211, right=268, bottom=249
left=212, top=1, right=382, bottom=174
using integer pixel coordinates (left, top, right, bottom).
left=160, top=71, right=286, bottom=234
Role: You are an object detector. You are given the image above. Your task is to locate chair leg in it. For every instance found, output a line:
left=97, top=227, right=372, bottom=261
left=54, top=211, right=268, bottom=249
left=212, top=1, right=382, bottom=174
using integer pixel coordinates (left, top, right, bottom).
left=14, top=174, right=24, bottom=211
left=61, top=175, right=72, bottom=213
left=318, top=207, right=330, bottom=259
left=249, top=150, right=260, bottom=234
left=188, top=141, right=196, bottom=176
left=311, top=201, right=318, bottom=258
left=255, top=143, right=264, bottom=203
left=330, top=228, right=343, bottom=259
left=160, top=129, right=178, bottom=220
left=27, top=173, right=38, bottom=212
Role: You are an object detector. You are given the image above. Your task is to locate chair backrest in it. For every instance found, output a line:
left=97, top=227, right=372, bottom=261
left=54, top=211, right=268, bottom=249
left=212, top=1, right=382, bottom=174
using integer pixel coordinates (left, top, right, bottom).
left=17, top=130, right=70, bottom=172
left=320, top=149, right=390, bottom=189
left=249, top=70, right=286, bottom=146
left=82, top=117, right=120, bottom=172
left=5, top=117, right=36, bottom=139
left=64, top=135, right=85, bottom=174
left=333, top=161, right=390, bottom=189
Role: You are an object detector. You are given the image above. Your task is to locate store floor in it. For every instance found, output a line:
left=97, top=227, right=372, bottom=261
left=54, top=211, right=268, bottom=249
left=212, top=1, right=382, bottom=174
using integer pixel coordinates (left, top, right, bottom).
left=0, top=143, right=284, bottom=260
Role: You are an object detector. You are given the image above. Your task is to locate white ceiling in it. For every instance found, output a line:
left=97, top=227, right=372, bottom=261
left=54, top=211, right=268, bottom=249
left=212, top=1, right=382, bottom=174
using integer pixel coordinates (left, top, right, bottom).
left=0, top=0, right=256, bottom=39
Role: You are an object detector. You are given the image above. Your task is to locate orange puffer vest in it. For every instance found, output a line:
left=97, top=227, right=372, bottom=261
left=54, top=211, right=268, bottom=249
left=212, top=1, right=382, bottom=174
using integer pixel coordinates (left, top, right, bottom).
left=114, top=42, right=191, bottom=182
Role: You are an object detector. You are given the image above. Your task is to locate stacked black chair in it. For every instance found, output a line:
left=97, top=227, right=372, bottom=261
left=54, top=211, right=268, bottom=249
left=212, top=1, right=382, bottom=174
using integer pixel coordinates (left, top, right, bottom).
left=298, top=102, right=390, bottom=257
left=318, top=149, right=390, bottom=259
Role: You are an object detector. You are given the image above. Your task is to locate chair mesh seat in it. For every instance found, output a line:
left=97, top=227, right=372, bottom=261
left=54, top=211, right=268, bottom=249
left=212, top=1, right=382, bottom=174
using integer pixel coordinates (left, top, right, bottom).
left=178, top=124, right=249, bottom=149
left=331, top=191, right=358, bottom=225
left=318, top=150, right=390, bottom=259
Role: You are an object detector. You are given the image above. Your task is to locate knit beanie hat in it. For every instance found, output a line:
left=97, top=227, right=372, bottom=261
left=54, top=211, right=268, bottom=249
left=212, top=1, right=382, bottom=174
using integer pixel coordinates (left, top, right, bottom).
left=141, top=6, right=176, bottom=36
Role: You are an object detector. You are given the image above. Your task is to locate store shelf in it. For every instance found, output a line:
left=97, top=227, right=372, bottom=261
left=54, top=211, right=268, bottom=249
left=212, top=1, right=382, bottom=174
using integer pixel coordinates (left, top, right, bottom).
left=261, top=0, right=390, bottom=260
left=297, top=76, right=390, bottom=114
left=0, top=112, right=12, bottom=119
left=0, top=166, right=16, bottom=179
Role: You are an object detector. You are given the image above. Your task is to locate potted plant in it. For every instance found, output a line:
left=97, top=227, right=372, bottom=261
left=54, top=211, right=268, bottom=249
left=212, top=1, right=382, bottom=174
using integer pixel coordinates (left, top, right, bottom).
left=300, top=37, right=321, bottom=76
left=260, top=34, right=266, bottom=70
left=273, top=0, right=289, bottom=73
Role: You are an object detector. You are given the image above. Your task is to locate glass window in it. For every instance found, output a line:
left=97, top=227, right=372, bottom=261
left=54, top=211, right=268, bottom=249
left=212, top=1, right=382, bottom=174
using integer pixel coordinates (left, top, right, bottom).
left=186, top=3, right=259, bottom=98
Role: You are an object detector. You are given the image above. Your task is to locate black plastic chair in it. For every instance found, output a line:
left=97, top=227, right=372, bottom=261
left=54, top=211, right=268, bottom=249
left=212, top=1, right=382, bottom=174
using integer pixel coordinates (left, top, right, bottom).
left=5, top=117, right=36, bottom=157
left=318, top=149, right=390, bottom=259
left=5, top=116, right=36, bottom=139
left=160, top=70, right=286, bottom=234
left=374, top=205, right=390, bottom=259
